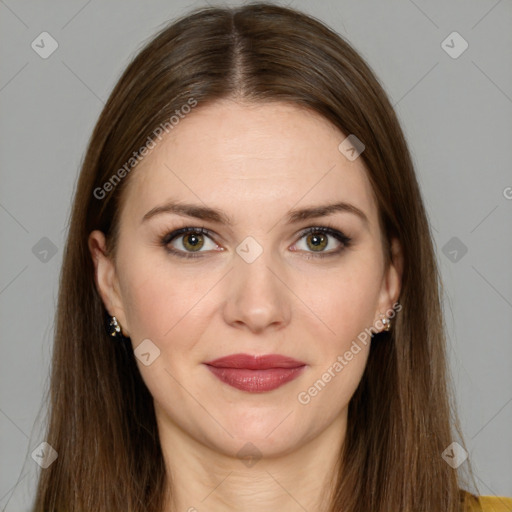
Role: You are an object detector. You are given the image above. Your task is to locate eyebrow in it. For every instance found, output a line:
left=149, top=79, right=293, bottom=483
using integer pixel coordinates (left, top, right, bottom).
left=141, top=200, right=369, bottom=226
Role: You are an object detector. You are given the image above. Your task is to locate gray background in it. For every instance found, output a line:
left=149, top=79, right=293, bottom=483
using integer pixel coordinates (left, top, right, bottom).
left=1, top=0, right=511, bottom=509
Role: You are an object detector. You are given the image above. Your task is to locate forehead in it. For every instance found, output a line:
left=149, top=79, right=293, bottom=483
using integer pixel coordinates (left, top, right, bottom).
left=121, top=100, right=378, bottom=228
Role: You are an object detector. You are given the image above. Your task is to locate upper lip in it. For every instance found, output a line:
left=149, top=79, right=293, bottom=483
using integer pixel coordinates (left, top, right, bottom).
left=204, top=353, right=306, bottom=369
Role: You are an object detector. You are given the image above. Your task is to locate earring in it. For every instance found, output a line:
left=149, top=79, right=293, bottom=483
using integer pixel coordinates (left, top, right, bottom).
left=381, top=315, right=392, bottom=332
left=106, top=314, right=129, bottom=339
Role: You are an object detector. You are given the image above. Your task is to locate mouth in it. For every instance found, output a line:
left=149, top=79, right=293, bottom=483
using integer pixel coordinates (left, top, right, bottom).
left=203, top=353, right=307, bottom=393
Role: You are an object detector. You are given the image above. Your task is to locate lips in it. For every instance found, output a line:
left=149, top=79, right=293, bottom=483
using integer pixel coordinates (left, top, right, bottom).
left=203, top=353, right=306, bottom=392
left=204, top=353, right=306, bottom=369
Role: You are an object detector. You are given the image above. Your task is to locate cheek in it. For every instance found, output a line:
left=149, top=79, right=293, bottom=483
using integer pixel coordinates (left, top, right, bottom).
left=296, top=266, right=378, bottom=414
left=117, top=250, right=217, bottom=351
left=302, top=253, right=383, bottom=407
left=298, top=257, right=383, bottom=350
left=118, top=229, right=384, bottom=345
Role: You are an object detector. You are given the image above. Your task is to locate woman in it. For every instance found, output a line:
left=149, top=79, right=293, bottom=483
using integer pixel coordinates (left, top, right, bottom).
left=32, top=3, right=511, bottom=511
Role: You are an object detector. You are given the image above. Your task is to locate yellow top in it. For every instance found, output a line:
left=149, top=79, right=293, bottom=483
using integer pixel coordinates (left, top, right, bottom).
left=466, top=496, right=512, bottom=511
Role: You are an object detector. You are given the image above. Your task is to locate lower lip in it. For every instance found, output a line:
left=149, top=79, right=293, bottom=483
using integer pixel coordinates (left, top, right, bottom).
left=204, top=365, right=306, bottom=392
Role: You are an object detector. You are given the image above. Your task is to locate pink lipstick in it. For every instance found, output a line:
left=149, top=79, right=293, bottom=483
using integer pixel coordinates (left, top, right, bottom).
left=203, top=353, right=306, bottom=392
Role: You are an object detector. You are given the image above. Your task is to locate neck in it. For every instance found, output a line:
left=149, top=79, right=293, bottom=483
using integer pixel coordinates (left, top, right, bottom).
left=156, top=403, right=346, bottom=512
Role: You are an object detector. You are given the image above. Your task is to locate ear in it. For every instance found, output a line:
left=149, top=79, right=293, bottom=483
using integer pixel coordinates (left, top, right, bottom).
left=88, top=230, right=131, bottom=337
left=374, top=237, right=403, bottom=327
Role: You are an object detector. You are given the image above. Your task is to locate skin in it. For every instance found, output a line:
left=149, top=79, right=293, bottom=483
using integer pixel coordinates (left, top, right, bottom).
left=89, top=99, right=403, bottom=512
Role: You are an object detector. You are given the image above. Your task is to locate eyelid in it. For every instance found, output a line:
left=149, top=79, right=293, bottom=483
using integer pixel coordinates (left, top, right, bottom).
left=296, top=225, right=351, bottom=245
left=291, top=225, right=352, bottom=257
left=160, top=224, right=352, bottom=258
left=161, top=227, right=221, bottom=257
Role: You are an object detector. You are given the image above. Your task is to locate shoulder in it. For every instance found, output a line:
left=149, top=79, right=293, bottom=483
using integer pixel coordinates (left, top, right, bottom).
left=478, top=497, right=512, bottom=512
left=463, top=494, right=512, bottom=512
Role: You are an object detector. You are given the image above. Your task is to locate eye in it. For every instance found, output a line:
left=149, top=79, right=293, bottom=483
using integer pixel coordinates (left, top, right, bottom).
left=161, top=227, right=220, bottom=258
left=160, top=225, right=352, bottom=259
left=292, top=226, right=352, bottom=258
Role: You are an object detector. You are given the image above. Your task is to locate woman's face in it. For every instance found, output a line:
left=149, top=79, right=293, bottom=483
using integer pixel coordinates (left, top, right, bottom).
left=89, top=99, right=401, bottom=459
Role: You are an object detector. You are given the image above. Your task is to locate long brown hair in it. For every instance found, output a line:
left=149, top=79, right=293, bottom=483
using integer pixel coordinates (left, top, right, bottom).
left=33, top=3, right=477, bottom=511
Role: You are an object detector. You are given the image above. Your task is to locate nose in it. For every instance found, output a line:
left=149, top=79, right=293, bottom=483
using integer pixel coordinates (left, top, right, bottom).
left=222, top=246, right=292, bottom=334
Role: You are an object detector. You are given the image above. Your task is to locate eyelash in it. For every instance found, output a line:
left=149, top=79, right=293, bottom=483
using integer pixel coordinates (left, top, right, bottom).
left=159, top=224, right=352, bottom=260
